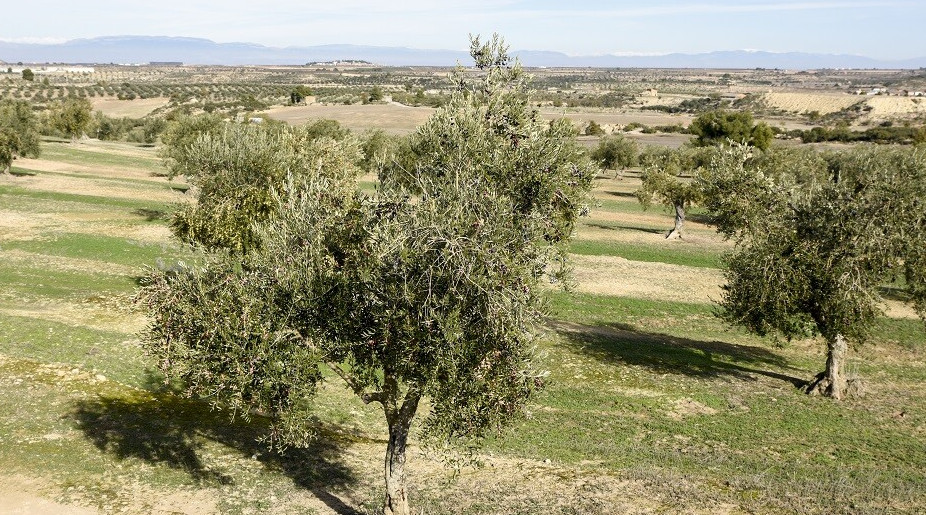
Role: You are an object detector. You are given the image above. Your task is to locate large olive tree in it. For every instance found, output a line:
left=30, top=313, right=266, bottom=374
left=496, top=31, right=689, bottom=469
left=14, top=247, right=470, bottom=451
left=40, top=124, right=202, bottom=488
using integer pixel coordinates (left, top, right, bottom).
left=162, top=120, right=360, bottom=253
left=701, top=144, right=926, bottom=399
left=139, top=35, right=595, bottom=514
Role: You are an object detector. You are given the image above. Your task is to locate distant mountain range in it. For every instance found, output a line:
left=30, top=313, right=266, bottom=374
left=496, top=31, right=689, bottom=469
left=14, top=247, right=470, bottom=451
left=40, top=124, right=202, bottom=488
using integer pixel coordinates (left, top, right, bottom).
left=1, top=36, right=924, bottom=69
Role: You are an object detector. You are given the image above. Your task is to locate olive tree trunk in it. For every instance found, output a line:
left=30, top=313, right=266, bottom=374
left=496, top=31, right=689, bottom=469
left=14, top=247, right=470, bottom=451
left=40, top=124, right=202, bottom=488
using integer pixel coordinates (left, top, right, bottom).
left=665, top=203, right=685, bottom=240
left=382, top=384, right=421, bottom=515
left=805, top=333, right=849, bottom=399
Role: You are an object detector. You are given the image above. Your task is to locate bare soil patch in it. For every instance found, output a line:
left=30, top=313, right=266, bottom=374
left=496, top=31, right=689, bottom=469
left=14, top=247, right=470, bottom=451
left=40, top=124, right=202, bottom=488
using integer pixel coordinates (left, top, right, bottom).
left=0, top=475, right=98, bottom=515
left=65, top=139, right=158, bottom=160
left=263, top=103, right=435, bottom=134
left=574, top=224, right=720, bottom=249
left=2, top=249, right=138, bottom=277
left=0, top=304, right=143, bottom=338
left=90, top=98, right=171, bottom=118
left=864, top=96, right=926, bottom=117
left=0, top=211, right=43, bottom=241
left=539, top=107, right=695, bottom=129
left=624, top=131, right=692, bottom=149
left=0, top=208, right=172, bottom=244
left=667, top=398, right=718, bottom=420
left=881, top=299, right=923, bottom=320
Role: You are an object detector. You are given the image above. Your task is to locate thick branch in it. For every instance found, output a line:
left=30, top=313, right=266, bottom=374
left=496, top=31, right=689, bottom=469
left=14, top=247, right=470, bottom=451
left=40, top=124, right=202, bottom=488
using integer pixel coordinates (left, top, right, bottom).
left=326, top=361, right=386, bottom=405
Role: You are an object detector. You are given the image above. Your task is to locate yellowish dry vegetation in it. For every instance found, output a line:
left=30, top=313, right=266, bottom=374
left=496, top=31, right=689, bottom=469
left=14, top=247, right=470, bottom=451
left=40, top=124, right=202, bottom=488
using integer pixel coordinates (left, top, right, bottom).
left=569, top=254, right=723, bottom=304
left=263, top=103, right=436, bottom=134
left=90, top=97, right=171, bottom=118
left=865, top=96, right=926, bottom=117
left=762, top=92, right=862, bottom=114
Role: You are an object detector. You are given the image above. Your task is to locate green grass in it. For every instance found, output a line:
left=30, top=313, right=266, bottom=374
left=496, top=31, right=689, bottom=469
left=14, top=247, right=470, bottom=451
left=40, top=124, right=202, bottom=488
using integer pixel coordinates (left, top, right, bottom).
left=0, top=314, right=149, bottom=386
left=489, top=375, right=926, bottom=511
left=39, top=142, right=163, bottom=173
left=592, top=196, right=649, bottom=214
left=0, top=258, right=138, bottom=299
left=570, top=238, right=722, bottom=268
left=0, top=182, right=175, bottom=212
left=11, top=165, right=188, bottom=192
left=3, top=233, right=177, bottom=268
left=475, top=289, right=926, bottom=512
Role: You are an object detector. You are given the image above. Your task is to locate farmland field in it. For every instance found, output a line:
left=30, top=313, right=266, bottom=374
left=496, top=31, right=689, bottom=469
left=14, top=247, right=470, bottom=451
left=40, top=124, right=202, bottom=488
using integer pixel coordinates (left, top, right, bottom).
left=90, top=97, right=172, bottom=119
left=263, top=103, right=436, bottom=134
left=1, top=64, right=926, bottom=514
left=2, top=130, right=925, bottom=514
left=762, top=92, right=862, bottom=115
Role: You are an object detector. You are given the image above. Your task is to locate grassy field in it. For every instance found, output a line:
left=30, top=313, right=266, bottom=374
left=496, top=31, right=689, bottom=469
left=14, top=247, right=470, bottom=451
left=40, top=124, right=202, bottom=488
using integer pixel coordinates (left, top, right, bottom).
left=1, top=138, right=924, bottom=514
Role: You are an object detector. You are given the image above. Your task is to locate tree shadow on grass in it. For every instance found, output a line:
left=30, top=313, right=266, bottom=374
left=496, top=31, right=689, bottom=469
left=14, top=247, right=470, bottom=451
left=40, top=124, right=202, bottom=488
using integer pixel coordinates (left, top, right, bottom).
left=585, top=222, right=665, bottom=235
left=687, top=212, right=713, bottom=225
left=8, top=167, right=38, bottom=177
left=878, top=285, right=913, bottom=304
left=607, top=191, right=638, bottom=199
left=553, top=321, right=807, bottom=387
left=131, top=208, right=167, bottom=221
left=72, top=391, right=366, bottom=514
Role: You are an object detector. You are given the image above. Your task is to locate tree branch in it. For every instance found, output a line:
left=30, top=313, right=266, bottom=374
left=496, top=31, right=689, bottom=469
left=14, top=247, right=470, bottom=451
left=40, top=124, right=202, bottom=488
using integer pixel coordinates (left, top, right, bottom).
left=326, top=360, right=385, bottom=405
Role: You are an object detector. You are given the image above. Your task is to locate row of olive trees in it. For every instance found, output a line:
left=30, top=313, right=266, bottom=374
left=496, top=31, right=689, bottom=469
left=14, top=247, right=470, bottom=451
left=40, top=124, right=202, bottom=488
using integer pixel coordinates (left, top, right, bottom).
left=590, top=110, right=774, bottom=239
left=587, top=104, right=925, bottom=402
left=1, top=97, right=102, bottom=172
left=140, top=35, right=596, bottom=515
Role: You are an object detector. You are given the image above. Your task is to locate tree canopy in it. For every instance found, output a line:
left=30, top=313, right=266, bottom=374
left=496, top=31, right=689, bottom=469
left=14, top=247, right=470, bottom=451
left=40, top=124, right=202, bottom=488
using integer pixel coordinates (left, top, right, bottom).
left=690, top=109, right=773, bottom=150
left=701, top=144, right=926, bottom=399
left=163, top=119, right=361, bottom=253
left=636, top=145, right=714, bottom=239
left=140, top=34, right=596, bottom=514
left=46, top=98, right=93, bottom=138
left=0, top=98, right=41, bottom=173
left=591, top=134, right=639, bottom=175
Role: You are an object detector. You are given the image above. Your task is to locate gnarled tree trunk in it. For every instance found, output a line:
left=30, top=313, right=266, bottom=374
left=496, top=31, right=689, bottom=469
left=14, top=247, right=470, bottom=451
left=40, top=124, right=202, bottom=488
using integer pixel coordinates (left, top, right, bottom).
left=382, top=383, right=421, bottom=515
left=804, top=333, right=849, bottom=399
left=665, top=203, right=685, bottom=239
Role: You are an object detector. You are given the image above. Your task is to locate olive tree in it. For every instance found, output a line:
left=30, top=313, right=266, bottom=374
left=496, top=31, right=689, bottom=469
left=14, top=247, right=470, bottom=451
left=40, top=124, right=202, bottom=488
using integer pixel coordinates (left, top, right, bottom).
left=591, top=134, right=638, bottom=178
left=701, top=144, right=926, bottom=399
left=47, top=98, right=93, bottom=138
left=690, top=109, right=773, bottom=151
left=139, top=35, right=595, bottom=514
left=159, top=113, right=226, bottom=177
left=636, top=145, right=713, bottom=239
left=0, top=98, right=41, bottom=173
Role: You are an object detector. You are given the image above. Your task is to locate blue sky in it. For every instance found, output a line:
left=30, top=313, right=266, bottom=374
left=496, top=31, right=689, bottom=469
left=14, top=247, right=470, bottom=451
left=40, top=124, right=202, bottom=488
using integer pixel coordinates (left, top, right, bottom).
left=4, top=1, right=924, bottom=60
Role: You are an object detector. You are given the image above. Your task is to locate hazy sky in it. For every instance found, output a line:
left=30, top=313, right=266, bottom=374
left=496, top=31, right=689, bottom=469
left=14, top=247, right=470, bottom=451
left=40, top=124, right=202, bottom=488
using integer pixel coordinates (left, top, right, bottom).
left=3, top=1, right=924, bottom=60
